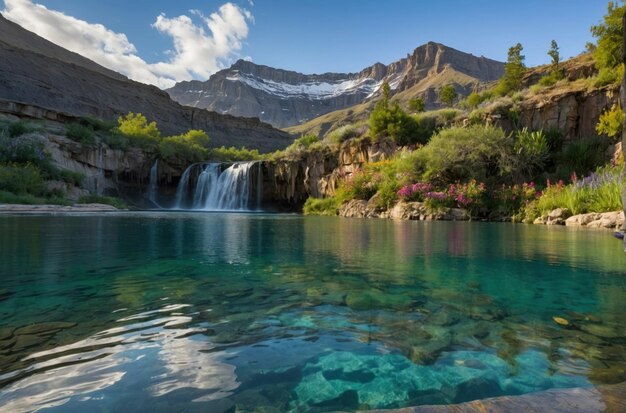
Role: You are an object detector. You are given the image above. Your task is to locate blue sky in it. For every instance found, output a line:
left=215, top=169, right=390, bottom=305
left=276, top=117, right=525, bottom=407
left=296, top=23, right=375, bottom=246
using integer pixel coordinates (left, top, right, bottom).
left=1, top=0, right=609, bottom=87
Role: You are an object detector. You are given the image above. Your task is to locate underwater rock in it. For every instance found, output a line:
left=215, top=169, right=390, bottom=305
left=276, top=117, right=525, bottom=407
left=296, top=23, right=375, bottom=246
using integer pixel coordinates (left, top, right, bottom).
left=454, top=376, right=502, bottom=403
left=14, top=321, right=76, bottom=337
left=552, top=317, right=570, bottom=327
left=581, top=324, right=622, bottom=339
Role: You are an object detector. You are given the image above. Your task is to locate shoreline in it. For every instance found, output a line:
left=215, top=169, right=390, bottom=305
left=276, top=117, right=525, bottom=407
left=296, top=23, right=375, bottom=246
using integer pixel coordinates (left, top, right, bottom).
left=0, top=203, right=623, bottom=233
left=0, top=203, right=123, bottom=214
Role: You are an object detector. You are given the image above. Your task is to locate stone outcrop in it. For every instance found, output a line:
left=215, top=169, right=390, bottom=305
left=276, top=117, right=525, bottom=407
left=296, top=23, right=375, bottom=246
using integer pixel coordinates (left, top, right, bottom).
left=168, top=42, right=504, bottom=128
left=565, top=211, right=625, bottom=229
left=0, top=14, right=293, bottom=152
left=534, top=208, right=624, bottom=229
left=338, top=200, right=470, bottom=221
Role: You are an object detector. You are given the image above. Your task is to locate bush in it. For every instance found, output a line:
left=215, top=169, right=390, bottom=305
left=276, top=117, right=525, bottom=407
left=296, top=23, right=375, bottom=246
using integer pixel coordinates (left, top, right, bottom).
left=102, top=133, right=130, bottom=150
left=554, top=137, right=610, bottom=178
left=513, top=128, right=549, bottom=181
left=593, top=64, right=624, bottom=87
left=417, top=125, right=513, bottom=184
left=0, top=136, right=49, bottom=167
left=79, top=116, right=115, bottom=132
left=303, top=196, right=341, bottom=216
left=210, top=146, right=262, bottom=161
left=538, top=70, right=564, bottom=87
left=8, top=121, right=29, bottom=138
left=66, top=123, right=95, bottom=144
left=524, top=165, right=622, bottom=219
left=492, top=182, right=540, bottom=219
left=0, top=163, right=46, bottom=196
left=78, top=195, right=127, bottom=209
left=596, top=104, right=624, bottom=140
left=115, top=113, right=161, bottom=149
left=408, top=97, right=425, bottom=113
left=327, top=125, right=362, bottom=145
left=369, top=83, right=421, bottom=145
left=158, top=130, right=209, bottom=163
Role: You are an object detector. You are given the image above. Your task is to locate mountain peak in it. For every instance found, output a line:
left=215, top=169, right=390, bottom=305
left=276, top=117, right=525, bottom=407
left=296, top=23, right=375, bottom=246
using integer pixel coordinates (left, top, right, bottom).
left=168, top=44, right=504, bottom=128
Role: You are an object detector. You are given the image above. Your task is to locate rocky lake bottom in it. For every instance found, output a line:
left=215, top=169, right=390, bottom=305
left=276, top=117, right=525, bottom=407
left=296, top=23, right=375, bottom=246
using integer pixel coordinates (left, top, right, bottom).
left=0, top=213, right=625, bottom=412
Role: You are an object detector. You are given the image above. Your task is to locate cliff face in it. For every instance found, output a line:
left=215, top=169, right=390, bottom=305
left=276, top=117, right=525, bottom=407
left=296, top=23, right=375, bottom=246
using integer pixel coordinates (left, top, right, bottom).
left=518, top=86, right=619, bottom=139
left=260, top=139, right=396, bottom=209
left=0, top=14, right=292, bottom=152
left=168, top=42, right=504, bottom=128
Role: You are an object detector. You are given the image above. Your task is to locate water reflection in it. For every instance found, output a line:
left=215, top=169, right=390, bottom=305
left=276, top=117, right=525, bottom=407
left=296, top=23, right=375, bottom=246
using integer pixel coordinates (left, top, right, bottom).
left=0, top=214, right=625, bottom=412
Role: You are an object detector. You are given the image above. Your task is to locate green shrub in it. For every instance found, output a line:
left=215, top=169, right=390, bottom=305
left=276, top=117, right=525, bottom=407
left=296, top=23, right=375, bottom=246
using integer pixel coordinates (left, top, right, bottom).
left=158, top=130, right=209, bottom=163
left=210, top=146, right=261, bottom=161
left=66, top=123, right=95, bottom=144
left=439, top=85, right=458, bottom=107
left=513, top=128, right=549, bottom=181
left=417, top=125, right=513, bottom=184
left=78, top=195, right=127, bottom=209
left=114, top=112, right=161, bottom=149
left=408, top=97, right=425, bottom=113
left=327, top=125, right=361, bottom=145
left=555, top=137, right=609, bottom=178
left=538, top=71, right=562, bottom=87
left=303, top=196, right=341, bottom=215
left=369, top=83, right=420, bottom=145
left=593, top=64, right=624, bottom=87
left=8, top=121, right=29, bottom=138
left=596, top=104, right=624, bottom=140
left=102, top=133, right=130, bottom=150
left=0, top=163, right=46, bottom=196
left=525, top=165, right=622, bottom=219
left=79, top=116, right=115, bottom=132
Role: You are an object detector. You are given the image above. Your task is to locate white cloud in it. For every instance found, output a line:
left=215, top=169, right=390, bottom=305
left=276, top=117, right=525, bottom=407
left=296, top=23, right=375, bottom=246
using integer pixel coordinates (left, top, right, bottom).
left=1, top=0, right=253, bottom=88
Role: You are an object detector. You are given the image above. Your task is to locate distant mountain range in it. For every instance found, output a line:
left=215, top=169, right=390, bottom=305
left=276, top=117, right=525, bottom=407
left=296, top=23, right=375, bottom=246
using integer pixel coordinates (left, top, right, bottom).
left=167, top=42, right=505, bottom=128
left=0, top=14, right=292, bottom=152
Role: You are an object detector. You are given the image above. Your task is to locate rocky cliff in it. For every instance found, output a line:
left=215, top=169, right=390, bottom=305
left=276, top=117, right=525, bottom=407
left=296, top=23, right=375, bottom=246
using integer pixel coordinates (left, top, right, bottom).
left=167, top=42, right=504, bottom=128
left=260, top=139, right=396, bottom=209
left=0, top=14, right=292, bottom=152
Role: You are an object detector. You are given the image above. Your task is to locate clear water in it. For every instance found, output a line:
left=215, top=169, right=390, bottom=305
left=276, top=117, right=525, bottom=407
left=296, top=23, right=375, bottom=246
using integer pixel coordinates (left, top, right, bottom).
left=0, top=213, right=625, bottom=413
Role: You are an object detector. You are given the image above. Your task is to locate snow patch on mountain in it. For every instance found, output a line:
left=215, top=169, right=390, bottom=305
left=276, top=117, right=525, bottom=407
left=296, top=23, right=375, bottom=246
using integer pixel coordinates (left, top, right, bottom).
left=225, top=72, right=381, bottom=100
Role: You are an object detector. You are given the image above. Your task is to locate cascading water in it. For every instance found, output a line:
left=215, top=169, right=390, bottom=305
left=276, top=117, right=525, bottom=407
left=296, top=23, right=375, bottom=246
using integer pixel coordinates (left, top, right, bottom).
left=147, top=160, right=159, bottom=207
left=173, top=161, right=262, bottom=211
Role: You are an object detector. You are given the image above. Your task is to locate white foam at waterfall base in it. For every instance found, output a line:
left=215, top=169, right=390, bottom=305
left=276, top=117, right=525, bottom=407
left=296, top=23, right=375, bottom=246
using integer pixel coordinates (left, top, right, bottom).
left=173, top=161, right=262, bottom=211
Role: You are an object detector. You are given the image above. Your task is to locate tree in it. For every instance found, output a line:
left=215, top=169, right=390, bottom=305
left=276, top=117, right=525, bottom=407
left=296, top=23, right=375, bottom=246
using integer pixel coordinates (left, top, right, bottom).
left=466, top=92, right=483, bottom=109
left=439, top=85, right=457, bottom=107
left=116, top=113, right=160, bottom=140
left=408, top=97, right=425, bottom=113
left=591, top=0, right=626, bottom=70
left=548, top=40, right=560, bottom=72
left=369, top=82, right=420, bottom=145
left=495, top=43, right=526, bottom=95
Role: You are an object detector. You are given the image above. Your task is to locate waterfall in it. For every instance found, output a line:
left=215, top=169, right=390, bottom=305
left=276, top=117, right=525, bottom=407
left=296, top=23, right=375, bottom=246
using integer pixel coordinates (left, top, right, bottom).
left=147, top=160, right=160, bottom=207
left=172, top=161, right=262, bottom=211
left=172, top=164, right=194, bottom=209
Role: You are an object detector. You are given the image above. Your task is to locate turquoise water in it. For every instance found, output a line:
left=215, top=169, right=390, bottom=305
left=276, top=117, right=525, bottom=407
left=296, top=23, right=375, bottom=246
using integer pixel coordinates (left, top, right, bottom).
left=1, top=213, right=625, bottom=412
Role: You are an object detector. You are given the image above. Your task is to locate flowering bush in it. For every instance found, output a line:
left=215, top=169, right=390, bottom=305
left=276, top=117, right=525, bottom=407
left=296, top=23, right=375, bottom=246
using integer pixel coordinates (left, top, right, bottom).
left=523, top=165, right=623, bottom=221
left=495, top=182, right=541, bottom=217
left=397, top=182, right=434, bottom=201
left=397, top=179, right=487, bottom=216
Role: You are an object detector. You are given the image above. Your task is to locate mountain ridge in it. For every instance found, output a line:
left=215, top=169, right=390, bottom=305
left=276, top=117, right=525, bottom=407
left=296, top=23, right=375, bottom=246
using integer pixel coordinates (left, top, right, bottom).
left=0, top=14, right=292, bottom=152
left=167, top=42, right=505, bottom=128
